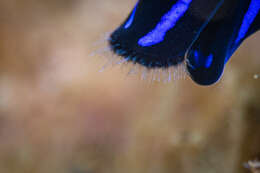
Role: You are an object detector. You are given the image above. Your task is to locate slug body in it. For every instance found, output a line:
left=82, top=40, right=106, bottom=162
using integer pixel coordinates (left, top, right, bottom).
left=109, top=0, right=260, bottom=85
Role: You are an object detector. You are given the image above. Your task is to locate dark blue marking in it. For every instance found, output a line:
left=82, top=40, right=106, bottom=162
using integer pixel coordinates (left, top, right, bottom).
left=193, top=50, right=200, bottom=64
left=138, top=0, right=193, bottom=47
left=124, top=2, right=139, bottom=29
left=188, top=50, right=214, bottom=69
left=205, top=54, right=213, bottom=68
left=235, top=0, right=260, bottom=44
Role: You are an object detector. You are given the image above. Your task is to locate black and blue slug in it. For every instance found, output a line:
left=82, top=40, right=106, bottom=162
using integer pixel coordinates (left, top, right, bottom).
left=108, top=0, right=260, bottom=85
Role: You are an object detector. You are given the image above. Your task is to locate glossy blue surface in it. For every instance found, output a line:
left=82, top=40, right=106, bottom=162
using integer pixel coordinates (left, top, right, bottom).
left=235, top=0, right=260, bottom=44
left=124, top=2, right=139, bottom=29
left=205, top=54, right=213, bottom=68
left=190, top=50, right=214, bottom=69
left=138, top=0, right=193, bottom=47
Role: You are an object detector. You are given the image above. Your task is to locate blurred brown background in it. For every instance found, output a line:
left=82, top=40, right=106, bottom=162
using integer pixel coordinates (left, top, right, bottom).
left=0, top=0, right=259, bottom=173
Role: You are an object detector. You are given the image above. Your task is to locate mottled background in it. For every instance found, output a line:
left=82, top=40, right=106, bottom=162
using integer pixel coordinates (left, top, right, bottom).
left=0, top=0, right=259, bottom=173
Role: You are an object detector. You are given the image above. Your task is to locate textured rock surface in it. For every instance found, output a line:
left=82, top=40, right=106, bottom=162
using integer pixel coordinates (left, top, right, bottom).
left=0, top=0, right=259, bottom=173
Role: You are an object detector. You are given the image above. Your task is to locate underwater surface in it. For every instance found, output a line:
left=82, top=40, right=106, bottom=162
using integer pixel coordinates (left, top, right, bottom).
left=0, top=0, right=259, bottom=173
